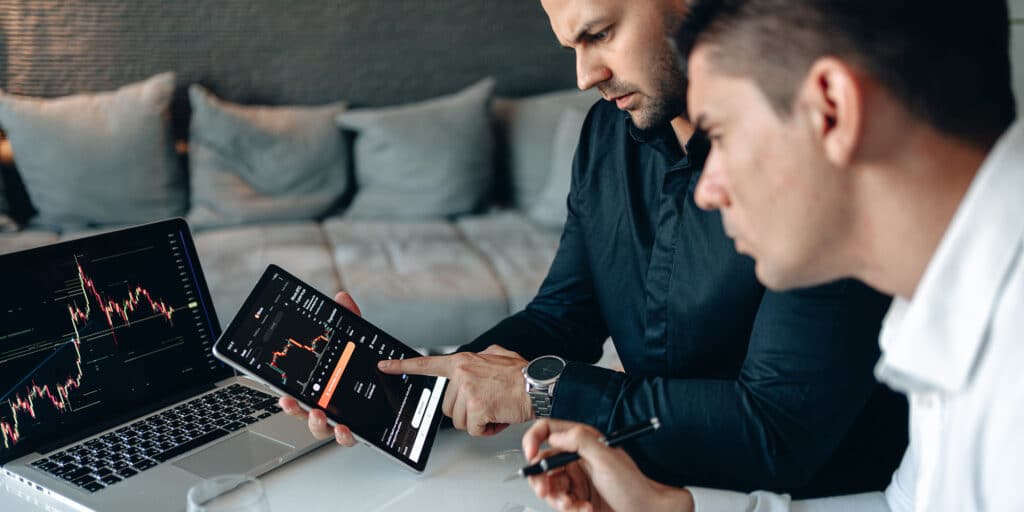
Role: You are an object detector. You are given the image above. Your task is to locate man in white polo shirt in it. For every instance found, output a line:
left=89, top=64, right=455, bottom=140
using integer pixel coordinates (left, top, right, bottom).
left=521, top=0, right=1022, bottom=510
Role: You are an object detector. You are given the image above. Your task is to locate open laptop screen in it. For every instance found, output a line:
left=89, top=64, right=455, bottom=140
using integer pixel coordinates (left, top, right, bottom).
left=0, top=219, right=230, bottom=464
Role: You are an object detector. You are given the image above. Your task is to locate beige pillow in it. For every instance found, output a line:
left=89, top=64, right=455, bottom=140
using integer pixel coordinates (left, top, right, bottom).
left=187, top=85, right=351, bottom=229
left=337, top=78, right=496, bottom=218
left=0, top=72, right=185, bottom=229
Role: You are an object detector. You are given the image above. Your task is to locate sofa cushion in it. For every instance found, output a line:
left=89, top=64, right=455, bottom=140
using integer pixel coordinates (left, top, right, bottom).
left=322, top=217, right=508, bottom=348
left=0, top=72, right=186, bottom=230
left=187, top=85, right=351, bottom=229
left=456, top=211, right=560, bottom=313
left=492, top=89, right=600, bottom=210
left=0, top=230, right=59, bottom=255
left=336, top=78, right=495, bottom=219
left=526, top=108, right=588, bottom=229
left=192, top=223, right=340, bottom=326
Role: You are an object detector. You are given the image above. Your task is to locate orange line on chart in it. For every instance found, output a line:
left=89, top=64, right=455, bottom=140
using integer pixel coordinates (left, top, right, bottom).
left=268, top=335, right=329, bottom=379
left=318, top=342, right=356, bottom=409
left=271, top=337, right=322, bottom=360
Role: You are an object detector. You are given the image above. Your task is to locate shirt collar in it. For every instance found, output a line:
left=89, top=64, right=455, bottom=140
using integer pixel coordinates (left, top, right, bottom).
left=876, top=121, right=1024, bottom=394
left=624, top=114, right=710, bottom=171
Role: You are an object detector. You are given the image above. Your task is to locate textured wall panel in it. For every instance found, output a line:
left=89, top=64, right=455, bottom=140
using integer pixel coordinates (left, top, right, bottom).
left=0, top=0, right=578, bottom=134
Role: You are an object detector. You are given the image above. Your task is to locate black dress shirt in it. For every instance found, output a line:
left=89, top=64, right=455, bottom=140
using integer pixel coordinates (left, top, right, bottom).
left=462, top=100, right=907, bottom=497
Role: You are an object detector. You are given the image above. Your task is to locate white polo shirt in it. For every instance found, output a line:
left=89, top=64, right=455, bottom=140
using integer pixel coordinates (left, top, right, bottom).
left=688, top=122, right=1024, bottom=512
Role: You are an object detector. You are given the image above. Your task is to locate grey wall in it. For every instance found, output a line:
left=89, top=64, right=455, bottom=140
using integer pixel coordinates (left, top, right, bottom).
left=0, top=1, right=578, bottom=134
left=2, top=1, right=1021, bottom=119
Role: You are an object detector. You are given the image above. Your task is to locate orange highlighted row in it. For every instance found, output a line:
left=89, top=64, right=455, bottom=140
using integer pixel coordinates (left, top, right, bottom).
left=318, top=341, right=356, bottom=408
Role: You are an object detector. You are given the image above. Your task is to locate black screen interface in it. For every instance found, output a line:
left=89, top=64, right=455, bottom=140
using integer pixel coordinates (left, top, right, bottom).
left=0, top=222, right=226, bottom=463
left=218, top=269, right=445, bottom=464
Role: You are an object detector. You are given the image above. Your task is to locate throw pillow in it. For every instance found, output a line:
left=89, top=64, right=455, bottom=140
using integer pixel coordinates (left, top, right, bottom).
left=527, top=108, right=588, bottom=229
left=0, top=72, right=185, bottom=229
left=187, top=85, right=350, bottom=229
left=336, top=77, right=495, bottom=218
left=492, top=88, right=600, bottom=210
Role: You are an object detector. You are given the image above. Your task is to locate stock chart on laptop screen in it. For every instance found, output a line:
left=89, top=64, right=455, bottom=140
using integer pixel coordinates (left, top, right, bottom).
left=0, top=220, right=229, bottom=463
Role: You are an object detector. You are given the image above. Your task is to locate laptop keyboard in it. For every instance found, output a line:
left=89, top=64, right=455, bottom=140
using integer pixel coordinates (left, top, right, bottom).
left=29, top=384, right=281, bottom=493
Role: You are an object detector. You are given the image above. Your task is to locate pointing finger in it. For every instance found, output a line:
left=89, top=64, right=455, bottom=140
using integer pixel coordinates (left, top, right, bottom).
left=378, top=355, right=454, bottom=377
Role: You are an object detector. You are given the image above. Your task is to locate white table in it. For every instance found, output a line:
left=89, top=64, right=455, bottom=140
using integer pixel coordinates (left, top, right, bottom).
left=1, top=423, right=551, bottom=511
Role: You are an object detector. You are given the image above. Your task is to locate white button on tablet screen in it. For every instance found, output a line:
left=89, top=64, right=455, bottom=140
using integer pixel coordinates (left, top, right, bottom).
left=410, top=377, right=447, bottom=462
left=411, top=388, right=431, bottom=429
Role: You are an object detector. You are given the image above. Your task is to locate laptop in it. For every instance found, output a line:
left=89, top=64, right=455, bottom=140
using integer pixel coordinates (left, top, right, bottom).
left=0, top=218, right=327, bottom=511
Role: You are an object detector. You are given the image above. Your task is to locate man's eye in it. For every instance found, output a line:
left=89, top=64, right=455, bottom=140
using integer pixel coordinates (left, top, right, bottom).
left=591, top=30, right=609, bottom=41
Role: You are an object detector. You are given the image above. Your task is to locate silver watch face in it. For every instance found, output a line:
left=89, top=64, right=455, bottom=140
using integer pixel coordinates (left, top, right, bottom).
left=527, top=356, right=565, bottom=382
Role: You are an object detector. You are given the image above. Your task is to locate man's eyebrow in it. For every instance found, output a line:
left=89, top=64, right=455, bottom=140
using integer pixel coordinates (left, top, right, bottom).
left=560, top=18, right=609, bottom=49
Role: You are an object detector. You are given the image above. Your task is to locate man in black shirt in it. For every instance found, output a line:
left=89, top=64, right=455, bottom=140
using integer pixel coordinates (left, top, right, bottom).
left=282, top=0, right=907, bottom=496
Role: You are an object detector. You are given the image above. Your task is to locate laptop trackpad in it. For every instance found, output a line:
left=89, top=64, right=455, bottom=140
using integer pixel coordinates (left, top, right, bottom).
left=174, top=431, right=293, bottom=478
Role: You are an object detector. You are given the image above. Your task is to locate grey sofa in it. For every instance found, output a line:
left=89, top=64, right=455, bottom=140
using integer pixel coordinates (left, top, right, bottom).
left=0, top=1, right=602, bottom=350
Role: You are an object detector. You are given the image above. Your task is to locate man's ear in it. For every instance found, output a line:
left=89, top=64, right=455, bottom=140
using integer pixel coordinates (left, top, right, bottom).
left=797, top=57, right=864, bottom=167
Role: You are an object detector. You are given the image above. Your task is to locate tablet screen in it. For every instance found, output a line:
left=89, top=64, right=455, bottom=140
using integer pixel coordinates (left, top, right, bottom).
left=214, top=265, right=446, bottom=471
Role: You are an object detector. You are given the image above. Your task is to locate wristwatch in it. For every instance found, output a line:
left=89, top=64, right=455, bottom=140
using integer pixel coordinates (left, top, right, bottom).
left=523, top=355, right=566, bottom=418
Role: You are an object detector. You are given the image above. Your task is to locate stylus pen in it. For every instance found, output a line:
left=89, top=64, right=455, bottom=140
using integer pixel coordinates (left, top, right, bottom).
left=507, top=417, right=661, bottom=480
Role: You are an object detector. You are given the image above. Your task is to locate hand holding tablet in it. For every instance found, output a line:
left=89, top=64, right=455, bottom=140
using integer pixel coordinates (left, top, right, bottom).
left=276, top=290, right=360, bottom=447
left=213, top=265, right=448, bottom=472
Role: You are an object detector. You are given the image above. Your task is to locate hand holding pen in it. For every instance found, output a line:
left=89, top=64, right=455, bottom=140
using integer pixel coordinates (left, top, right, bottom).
left=519, top=417, right=694, bottom=512
left=509, top=417, right=660, bottom=480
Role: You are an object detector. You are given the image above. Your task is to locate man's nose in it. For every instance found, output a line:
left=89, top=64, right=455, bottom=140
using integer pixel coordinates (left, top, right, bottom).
left=694, top=157, right=731, bottom=211
left=576, top=50, right=612, bottom=91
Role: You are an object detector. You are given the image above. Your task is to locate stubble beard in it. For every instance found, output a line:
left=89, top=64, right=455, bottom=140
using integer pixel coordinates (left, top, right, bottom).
left=631, top=45, right=688, bottom=129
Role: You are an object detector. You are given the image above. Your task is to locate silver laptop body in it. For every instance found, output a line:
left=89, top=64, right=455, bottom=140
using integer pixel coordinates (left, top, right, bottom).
left=0, top=219, right=326, bottom=511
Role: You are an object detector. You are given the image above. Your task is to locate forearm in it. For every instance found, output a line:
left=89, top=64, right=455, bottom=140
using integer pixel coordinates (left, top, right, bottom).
left=552, top=364, right=855, bottom=492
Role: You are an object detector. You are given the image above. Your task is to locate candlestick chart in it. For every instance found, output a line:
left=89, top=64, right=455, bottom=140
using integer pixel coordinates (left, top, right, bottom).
left=0, top=230, right=220, bottom=459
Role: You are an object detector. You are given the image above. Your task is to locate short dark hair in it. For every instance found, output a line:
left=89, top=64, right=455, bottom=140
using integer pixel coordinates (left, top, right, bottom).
left=675, top=0, right=1017, bottom=148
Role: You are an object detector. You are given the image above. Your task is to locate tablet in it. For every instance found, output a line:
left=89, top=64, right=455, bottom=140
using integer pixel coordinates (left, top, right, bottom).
left=212, top=264, right=447, bottom=473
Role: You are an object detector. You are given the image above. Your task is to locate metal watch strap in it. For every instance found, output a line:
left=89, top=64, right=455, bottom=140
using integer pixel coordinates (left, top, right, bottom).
left=528, top=389, right=553, bottom=418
